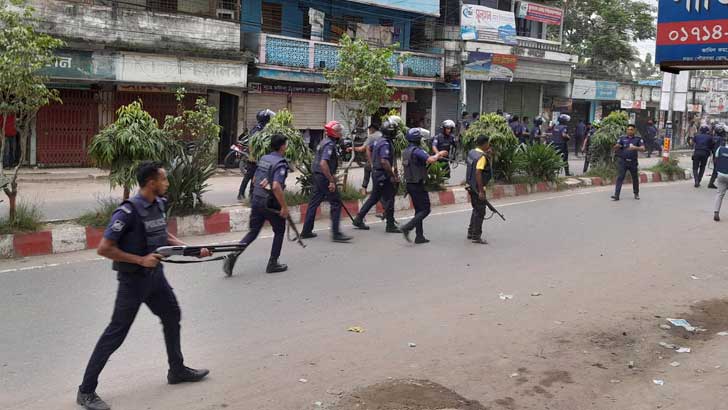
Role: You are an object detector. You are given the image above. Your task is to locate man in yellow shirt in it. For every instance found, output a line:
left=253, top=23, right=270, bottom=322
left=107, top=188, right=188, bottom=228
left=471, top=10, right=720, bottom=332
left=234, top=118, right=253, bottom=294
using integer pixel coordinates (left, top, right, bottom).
left=465, top=135, right=491, bottom=244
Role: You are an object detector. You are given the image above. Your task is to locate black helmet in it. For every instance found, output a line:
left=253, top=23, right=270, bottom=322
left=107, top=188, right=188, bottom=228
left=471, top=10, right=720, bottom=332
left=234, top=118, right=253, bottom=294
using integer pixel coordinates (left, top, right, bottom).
left=256, top=109, right=276, bottom=126
left=381, top=120, right=397, bottom=138
left=533, top=116, right=544, bottom=126
left=406, top=128, right=422, bottom=143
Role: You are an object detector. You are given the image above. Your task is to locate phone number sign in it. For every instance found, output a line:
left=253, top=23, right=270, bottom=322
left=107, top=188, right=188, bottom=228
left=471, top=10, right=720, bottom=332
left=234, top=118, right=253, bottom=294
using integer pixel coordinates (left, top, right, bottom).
left=656, top=0, right=728, bottom=66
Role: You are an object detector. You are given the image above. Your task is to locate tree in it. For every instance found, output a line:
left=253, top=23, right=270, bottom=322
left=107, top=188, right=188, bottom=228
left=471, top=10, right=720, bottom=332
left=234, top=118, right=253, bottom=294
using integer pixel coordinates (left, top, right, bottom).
left=0, top=0, right=63, bottom=221
left=88, top=101, right=173, bottom=199
left=564, top=0, right=656, bottom=81
left=636, top=53, right=659, bottom=80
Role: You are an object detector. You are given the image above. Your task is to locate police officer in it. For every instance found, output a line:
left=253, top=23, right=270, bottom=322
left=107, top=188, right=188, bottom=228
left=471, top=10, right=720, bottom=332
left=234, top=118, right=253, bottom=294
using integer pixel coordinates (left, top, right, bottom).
left=550, top=114, right=571, bottom=176
left=510, top=115, right=525, bottom=144
left=224, top=133, right=291, bottom=276
left=708, top=123, right=727, bottom=189
left=611, top=124, right=645, bottom=201
left=238, top=109, right=275, bottom=200
left=432, top=119, right=456, bottom=179
left=645, top=120, right=659, bottom=158
left=532, top=116, right=544, bottom=144
left=692, top=125, right=715, bottom=188
left=352, top=118, right=401, bottom=233
left=712, top=134, right=728, bottom=221
left=400, top=128, right=446, bottom=244
left=300, top=121, right=353, bottom=242
left=356, top=123, right=381, bottom=195
left=466, top=135, right=492, bottom=244
left=77, top=162, right=210, bottom=410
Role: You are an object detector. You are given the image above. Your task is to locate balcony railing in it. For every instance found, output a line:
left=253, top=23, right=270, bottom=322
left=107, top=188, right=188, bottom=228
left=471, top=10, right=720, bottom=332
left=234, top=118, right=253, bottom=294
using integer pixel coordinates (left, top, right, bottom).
left=259, top=34, right=444, bottom=80
left=516, top=38, right=564, bottom=53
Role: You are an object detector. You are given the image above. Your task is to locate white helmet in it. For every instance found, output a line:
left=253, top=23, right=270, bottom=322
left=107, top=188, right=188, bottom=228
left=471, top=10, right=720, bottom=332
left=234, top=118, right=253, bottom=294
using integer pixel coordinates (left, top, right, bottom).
left=442, top=119, right=456, bottom=129
left=387, top=115, right=403, bottom=128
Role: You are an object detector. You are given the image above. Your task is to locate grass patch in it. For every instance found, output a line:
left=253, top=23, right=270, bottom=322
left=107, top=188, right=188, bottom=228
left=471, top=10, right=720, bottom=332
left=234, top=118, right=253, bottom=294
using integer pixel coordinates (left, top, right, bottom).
left=648, top=158, right=684, bottom=178
left=0, top=202, right=44, bottom=234
left=77, top=197, right=121, bottom=228
left=586, top=164, right=618, bottom=180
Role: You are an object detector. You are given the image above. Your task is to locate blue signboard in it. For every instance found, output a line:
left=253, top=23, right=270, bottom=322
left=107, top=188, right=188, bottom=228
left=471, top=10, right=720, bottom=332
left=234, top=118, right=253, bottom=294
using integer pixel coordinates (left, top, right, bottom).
left=348, top=0, right=439, bottom=16
left=656, top=0, right=728, bottom=65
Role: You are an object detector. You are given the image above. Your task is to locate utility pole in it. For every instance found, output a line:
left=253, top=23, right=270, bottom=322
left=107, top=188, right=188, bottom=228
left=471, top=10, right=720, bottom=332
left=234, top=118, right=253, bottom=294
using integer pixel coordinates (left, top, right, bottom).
left=664, top=71, right=677, bottom=164
left=457, top=0, right=465, bottom=131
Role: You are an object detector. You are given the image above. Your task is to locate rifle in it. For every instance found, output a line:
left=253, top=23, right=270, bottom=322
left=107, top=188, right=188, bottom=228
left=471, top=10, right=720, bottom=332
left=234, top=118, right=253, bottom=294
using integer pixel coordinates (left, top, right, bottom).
left=156, top=244, right=247, bottom=264
left=484, top=197, right=506, bottom=221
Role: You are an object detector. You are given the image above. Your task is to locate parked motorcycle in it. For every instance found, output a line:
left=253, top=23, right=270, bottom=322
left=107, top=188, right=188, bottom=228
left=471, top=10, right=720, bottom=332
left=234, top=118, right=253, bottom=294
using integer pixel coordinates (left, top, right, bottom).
left=223, top=133, right=250, bottom=170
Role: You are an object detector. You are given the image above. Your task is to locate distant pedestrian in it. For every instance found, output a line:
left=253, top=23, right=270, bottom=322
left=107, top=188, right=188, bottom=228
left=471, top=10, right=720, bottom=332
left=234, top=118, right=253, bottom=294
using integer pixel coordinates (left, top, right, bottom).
left=582, top=121, right=596, bottom=173
left=692, top=125, right=715, bottom=188
left=611, top=124, right=645, bottom=201
left=645, top=120, right=659, bottom=158
left=575, top=120, right=586, bottom=158
left=522, top=116, right=531, bottom=143
left=239, top=109, right=275, bottom=201
left=712, top=137, right=728, bottom=222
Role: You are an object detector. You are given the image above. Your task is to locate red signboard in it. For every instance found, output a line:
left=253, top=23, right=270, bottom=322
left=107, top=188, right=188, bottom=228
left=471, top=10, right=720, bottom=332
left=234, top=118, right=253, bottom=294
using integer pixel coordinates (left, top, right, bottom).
left=517, top=2, right=563, bottom=26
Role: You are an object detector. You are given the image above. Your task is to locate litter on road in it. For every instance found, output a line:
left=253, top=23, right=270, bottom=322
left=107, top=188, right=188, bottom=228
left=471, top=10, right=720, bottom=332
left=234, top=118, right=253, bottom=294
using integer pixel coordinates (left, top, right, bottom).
left=691, top=275, right=700, bottom=280
left=408, top=342, right=417, bottom=348
left=660, top=324, right=672, bottom=330
left=347, top=326, right=365, bottom=333
left=670, top=362, right=681, bottom=367
left=667, top=318, right=697, bottom=332
left=653, top=379, right=665, bottom=386
left=499, top=293, right=514, bottom=300
left=659, top=342, right=677, bottom=349
left=530, top=292, right=542, bottom=296
left=299, top=379, right=308, bottom=383
left=676, top=347, right=691, bottom=353
left=717, top=331, right=728, bottom=336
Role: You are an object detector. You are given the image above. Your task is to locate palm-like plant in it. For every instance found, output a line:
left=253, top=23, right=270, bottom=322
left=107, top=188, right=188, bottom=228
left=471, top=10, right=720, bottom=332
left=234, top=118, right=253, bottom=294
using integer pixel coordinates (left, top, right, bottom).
left=462, top=113, right=519, bottom=183
left=514, top=143, right=565, bottom=182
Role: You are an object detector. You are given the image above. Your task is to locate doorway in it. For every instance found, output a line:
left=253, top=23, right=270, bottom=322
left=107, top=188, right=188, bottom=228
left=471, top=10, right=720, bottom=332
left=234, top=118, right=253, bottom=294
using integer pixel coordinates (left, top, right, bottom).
left=218, top=92, right=239, bottom=163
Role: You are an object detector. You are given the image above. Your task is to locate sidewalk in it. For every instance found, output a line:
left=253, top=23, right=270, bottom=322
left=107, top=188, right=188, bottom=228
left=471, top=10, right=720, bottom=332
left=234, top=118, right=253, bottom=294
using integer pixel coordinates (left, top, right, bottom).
left=3, top=152, right=695, bottom=221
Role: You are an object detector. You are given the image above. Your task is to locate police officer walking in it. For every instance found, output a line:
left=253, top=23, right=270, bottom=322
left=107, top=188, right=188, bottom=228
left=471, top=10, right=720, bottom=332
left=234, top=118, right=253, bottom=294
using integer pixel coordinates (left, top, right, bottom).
left=708, top=123, right=727, bottom=189
left=466, top=135, right=492, bottom=244
left=712, top=135, right=728, bottom=221
left=400, top=128, right=446, bottom=244
left=224, top=133, right=291, bottom=276
left=432, top=120, right=456, bottom=179
left=550, top=114, right=571, bottom=176
left=356, top=123, right=381, bottom=195
left=692, top=125, right=715, bottom=188
left=77, top=162, right=210, bottom=410
left=238, top=109, right=275, bottom=201
left=611, top=124, right=645, bottom=201
left=352, top=118, right=401, bottom=233
left=300, top=121, right=353, bottom=242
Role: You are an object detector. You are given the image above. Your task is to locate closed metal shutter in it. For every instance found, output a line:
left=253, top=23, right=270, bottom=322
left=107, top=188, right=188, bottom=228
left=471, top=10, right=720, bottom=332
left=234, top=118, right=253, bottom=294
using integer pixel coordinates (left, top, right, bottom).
left=522, top=85, right=540, bottom=119
left=435, top=90, right=459, bottom=129
left=466, top=80, right=481, bottom=113
left=482, top=82, right=505, bottom=114
left=36, top=89, right=98, bottom=166
left=246, top=93, right=288, bottom=130
left=292, top=95, right=327, bottom=129
left=504, top=84, right=523, bottom=117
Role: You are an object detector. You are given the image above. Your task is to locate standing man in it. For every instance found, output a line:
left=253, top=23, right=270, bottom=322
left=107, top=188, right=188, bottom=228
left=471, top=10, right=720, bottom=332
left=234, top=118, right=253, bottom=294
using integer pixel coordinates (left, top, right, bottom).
left=611, top=124, right=645, bottom=201
left=582, top=121, right=597, bottom=173
left=708, top=123, right=726, bottom=189
left=352, top=119, right=401, bottom=233
left=224, top=133, right=291, bottom=276
left=692, top=125, right=715, bottom=188
left=645, top=120, right=659, bottom=158
left=532, top=116, right=544, bottom=144
left=401, top=128, right=446, bottom=244
left=521, top=117, right=531, bottom=144
left=238, top=109, right=275, bottom=201
left=77, top=162, right=210, bottom=410
left=550, top=114, right=571, bottom=176
left=510, top=116, right=525, bottom=144
left=432, top=119, right=456, bottom=179
left=466, top=135, right=492, bottom=244
left=357, top=123, right=381, bottom=195
left=575, top=120, right=586, bottom=158
left=300, top=121, right=353, bottom=242
left=712, top=135, right=728, bottom=221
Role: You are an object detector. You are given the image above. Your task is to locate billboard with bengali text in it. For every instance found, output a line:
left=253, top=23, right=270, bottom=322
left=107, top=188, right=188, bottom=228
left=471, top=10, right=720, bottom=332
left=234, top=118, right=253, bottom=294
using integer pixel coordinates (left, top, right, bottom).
left=348, top=0, right=439, bottom=16
left=461, top=4, right=517, bottom=45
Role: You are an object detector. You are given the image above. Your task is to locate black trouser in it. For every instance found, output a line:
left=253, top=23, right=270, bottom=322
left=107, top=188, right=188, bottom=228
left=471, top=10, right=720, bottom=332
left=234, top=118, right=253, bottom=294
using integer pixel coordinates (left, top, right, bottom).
left=240, top=203, right=285, bottom=259
left=574, top=136, right=582, bottom=156
left=466, top=188, right=487, bottom=238
left=362, top=163, right=372, bottom=190
left=710, top=155, right=719, bottom=186
left=80, top=270, right=183, bottom=394
left=645, top=138, right=655, bottom=157
left=614, top=158, right=639, bottom=197
left=555, top=143, right=570, bottom=175
left=401, top=182, right=431, bottom=238
left=693, top=150, right=710, bottom=185
left=302, top=173, right=342, bottom=235
left=238, top=161, right=257, bottom=197
left=357, top=177, right=396, bottom=227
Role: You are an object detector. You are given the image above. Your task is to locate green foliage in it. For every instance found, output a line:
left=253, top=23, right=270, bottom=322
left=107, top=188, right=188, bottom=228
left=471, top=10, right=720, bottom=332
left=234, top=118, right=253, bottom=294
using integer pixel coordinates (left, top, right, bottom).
left=76, top=197, right=121, bottom=228
left=648, top=158, right=685, bottom=178
left=425, top=161, right=448, bottom=192
left=340, top=183, right=365, bottom=201
left=589, top=111, right=629, bottom=167
left=585, top=164, right=618, bottom=180
left=385, top=109, right=409, bottom=161
left=514, top=143, right=565, bottom=182
left=325, top=35, right=403, bottom=132
left=284, top=190, right=309, bottom=206
left=249, top=109, right=312, bottom=168
left=462, top=113, right=519, bottom=182
left=163, top=94, right=221, bottom=217
left=88, top=101, right=173, bottom=197
left=0, top=201, right=43, bottom=234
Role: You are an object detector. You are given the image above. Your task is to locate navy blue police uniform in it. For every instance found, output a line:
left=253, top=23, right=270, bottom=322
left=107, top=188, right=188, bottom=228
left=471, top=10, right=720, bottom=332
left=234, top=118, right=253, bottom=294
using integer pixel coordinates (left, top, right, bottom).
left=613, top=135, right=642, bottom=199
left=80, top=195, right=184, bottom=394
left=433, top=132, right=455, bottom=178
left=709, top=131, right=727, bottom=188
left=301, top=137, right=344, bottom=236
left=646, top=125, right=659, bottom=157
left=400, top=143, right=432, bottom=241
left=550, top=124, right=570, bottom=175
left=239, top=124, right=265, bottom=199
left=693, top=132, right=715, bottom=187
left=355, top=137, right=398, bottom=230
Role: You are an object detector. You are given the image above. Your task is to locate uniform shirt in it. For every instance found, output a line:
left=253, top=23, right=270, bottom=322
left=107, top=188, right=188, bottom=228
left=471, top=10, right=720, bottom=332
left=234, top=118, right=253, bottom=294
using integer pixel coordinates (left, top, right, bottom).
left=646, top=125, right=658, bottom=139
left=576, top=122, right=586, bottom=138
left=315, top=138, right=338, bottom=175
left=693, top=133, right=715, bottom=153
left=103, top=194, right=165, bottom=243
left=510, top=122, right=523, bottom=137
left=616, top=135, right=642, bottom=161
left=411, top=146, right=430, bottom=166
left=372, top=138, right=393, bottom=181
left=433, top=132, right=455, bottom=153
left=269, top=152, right=289, bottom=185
left=716, top=146, right=728, bottom=176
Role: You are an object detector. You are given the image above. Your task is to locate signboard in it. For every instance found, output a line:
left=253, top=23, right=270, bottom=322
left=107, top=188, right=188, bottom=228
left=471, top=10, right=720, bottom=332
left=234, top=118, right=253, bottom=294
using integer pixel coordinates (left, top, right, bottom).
left=515, top=1, right=563, bottom=25
left=348, top=0, right=439, bottom=16
left=461, top=5, right=517, bottom=45
left=39, top=50, right=114, bottom=81
left=552, top=97, right=572, bottom=111
left=571, top=79, right=618, bottom=100
left=655, top=0, right=728, bottom=68
left=463, top=52, right=517, bottom=81
left=704, top=92, right=728, bottom=114
left=620, top=100, right=647, bottom=110
left=687, top=103, right=703, bottom=112
left=249, top=82, right=327, bottom=95
left=660, top=71, right=689, bottom=111
left=118, top=53, right=247, bottom=87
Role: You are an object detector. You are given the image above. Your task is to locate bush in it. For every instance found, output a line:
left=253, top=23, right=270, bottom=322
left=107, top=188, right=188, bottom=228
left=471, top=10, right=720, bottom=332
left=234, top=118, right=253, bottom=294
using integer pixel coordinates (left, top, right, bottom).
left=648, top=158, right=685, bottom=178
left=462, top=113, right=518, bottom=182
left=514, top=143, right=564, bottom=182
left=169, top=202, right=220, bottom=218
left=249, top=109, right=312, bottom=169
left=585, top=164, right=618, bottom=180
left=590, top=111, right=629, bottom=167
left=77, top=197, right=121, bottom=228
left=284, top=190, right=309, bottom=206
left=425, top=161, right=448, bottom=191
left=340, top=183, right=365, bottom=201
left=0, top=202, right=44, bottom=234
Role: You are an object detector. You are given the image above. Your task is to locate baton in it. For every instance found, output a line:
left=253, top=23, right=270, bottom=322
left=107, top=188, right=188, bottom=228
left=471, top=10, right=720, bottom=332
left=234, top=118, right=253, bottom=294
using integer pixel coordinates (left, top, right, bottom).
left=156, top=244, right=247, bottom=264
left=266, top=208, right=306, bottom=248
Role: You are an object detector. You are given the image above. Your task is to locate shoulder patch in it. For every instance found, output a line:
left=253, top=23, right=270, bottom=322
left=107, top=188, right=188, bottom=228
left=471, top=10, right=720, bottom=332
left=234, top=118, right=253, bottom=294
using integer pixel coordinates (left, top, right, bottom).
left=111, top=219, right=126, bottom=232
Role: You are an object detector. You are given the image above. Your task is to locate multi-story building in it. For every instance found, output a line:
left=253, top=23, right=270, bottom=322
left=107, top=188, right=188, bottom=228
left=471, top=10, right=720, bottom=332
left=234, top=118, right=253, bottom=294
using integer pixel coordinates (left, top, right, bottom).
left=28, top=0, right=248, bottom=166
left=240, top=0, right=445, bottom=139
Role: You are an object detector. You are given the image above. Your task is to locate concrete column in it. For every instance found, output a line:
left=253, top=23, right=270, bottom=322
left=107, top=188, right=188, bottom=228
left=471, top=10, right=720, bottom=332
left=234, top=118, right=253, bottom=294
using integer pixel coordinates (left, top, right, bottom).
left=430, top=89, right=437, bottom=136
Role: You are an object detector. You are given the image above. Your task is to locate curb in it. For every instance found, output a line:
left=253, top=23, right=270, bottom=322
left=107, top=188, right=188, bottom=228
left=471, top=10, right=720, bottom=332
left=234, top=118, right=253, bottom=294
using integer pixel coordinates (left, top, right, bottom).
left=0, top=169, right=693, bottom=259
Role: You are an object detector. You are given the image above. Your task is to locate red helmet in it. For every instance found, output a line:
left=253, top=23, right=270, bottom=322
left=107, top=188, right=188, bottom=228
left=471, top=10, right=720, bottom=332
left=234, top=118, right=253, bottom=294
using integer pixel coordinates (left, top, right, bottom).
left=325, top=121, right=344, bottom=138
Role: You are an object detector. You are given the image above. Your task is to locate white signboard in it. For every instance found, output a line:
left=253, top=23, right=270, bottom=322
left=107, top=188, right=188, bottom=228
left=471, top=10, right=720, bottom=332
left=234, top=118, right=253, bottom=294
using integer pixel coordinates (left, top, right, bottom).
left=460, top=5, right=517, bottom=45
left=620, top=100, right=647, bottom=110
left=117, top=53, right=247, bottom=87
left=704, top=92, right=728, bottom=115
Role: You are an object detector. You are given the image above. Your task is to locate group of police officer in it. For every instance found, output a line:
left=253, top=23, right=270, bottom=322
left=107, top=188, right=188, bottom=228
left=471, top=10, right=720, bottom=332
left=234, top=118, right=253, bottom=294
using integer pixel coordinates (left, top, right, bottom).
left=690, top=121, right=728, bottom=222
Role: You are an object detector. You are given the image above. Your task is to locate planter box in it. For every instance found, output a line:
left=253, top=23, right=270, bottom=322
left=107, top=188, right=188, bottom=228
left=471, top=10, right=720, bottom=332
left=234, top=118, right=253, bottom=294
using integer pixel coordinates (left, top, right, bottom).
left=14, top=231, right=52, bottom=257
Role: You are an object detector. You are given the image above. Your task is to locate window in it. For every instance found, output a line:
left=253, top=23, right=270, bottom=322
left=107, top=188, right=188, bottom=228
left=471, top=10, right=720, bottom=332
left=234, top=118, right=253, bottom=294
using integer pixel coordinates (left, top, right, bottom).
left=262, top=2, right=283, bottom=34
left=301, top=6, right=311, bottom=39
left=147, top=0, right=178, bottom=12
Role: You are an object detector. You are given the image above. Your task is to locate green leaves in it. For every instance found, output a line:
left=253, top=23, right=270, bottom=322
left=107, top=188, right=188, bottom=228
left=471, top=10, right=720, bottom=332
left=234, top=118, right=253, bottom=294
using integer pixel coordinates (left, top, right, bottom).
left=462, top=114, right=519, bottom=183
left=589, top=111, right=629, bottom=167
left=249, top=108, right=312, bottom=169
left=514, top=143, right=565, bottom=182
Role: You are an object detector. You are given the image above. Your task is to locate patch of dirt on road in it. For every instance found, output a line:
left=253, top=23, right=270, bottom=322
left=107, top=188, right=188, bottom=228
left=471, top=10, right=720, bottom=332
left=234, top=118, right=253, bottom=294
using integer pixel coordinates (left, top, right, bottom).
left=334, top=379, right=488, bottom=410
left=669, top=298, right=728, bottom=341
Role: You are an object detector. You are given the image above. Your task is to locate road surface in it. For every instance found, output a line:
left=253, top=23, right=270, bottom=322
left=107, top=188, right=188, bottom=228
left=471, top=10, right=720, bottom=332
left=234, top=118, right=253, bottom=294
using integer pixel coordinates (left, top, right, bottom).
left=2, top=180, right=728, bottom=410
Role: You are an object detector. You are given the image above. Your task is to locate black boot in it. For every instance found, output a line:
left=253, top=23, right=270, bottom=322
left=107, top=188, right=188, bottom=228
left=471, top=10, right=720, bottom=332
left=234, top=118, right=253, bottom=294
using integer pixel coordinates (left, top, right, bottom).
left=222, top=250, right=244, bottom=277
left=300, top=231, right=318, bottom=239
left=401, top=227, right=412, bottom=242
left=386, top=224, right=402, bottom=233
left=708, top=183, right=718, bottom=189
left=167, top=366, right=210, bottom=385
left=414, top=236, right=430, bottom=244
left=266, top=258, right=288, bottom=273
left=611, top=195, right=620, bottom=201
left=77, top=389, right=110, bottom=410
left=472, top=237, right=488, bottom=245
left=352, top=217, right=370, bottom=230
left=715, top=212, right=721, bottom=222
left=332, top=232, right=352, bottom=242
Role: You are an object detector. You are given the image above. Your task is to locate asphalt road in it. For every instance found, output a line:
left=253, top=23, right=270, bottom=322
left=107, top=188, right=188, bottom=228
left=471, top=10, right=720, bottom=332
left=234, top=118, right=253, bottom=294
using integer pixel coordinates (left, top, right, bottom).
left=2, top=180, right=728, bottom=410
left=1, top=155, right=694, bottom=221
